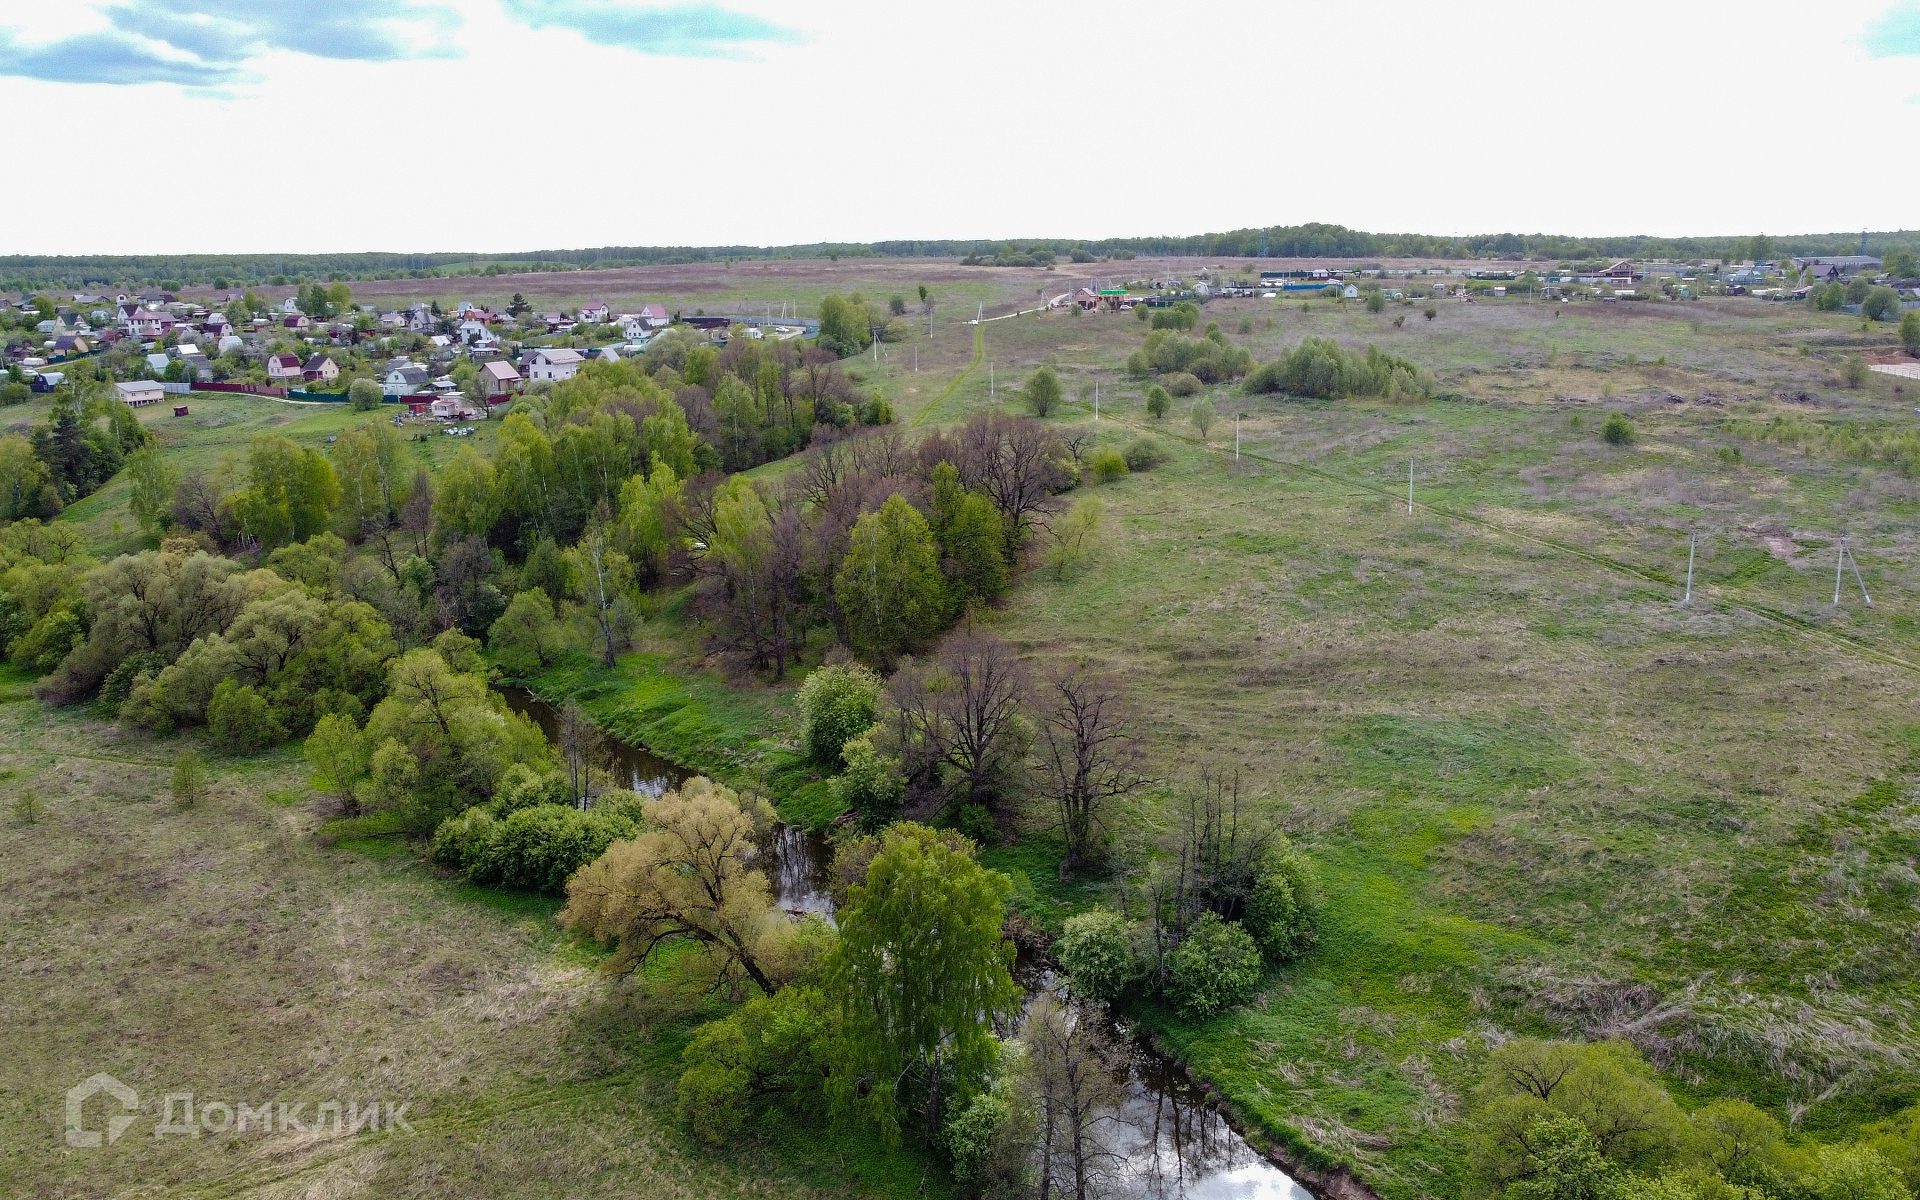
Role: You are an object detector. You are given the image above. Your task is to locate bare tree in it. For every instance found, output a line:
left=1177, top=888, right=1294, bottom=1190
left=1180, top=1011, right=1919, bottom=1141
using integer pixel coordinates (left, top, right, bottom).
left=1139, top=767, right=1275, bottom=986
left=556, top=700, right=605, bottom=806
left=952, top=412, right=1069, bottom=557
left=1023, top=993, right=1123, bottom=1200
left=887, top=630, right=1029, bottom=815
left=1037, top=664, right=1148, bottom=875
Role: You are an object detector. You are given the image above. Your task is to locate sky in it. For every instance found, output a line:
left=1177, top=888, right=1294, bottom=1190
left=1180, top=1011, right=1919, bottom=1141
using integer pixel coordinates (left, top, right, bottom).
left=2, top=0, right=1918, bottom=255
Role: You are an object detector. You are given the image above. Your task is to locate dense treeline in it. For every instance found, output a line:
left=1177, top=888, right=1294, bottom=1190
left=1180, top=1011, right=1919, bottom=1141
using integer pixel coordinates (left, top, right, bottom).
left=0, top=380, right=154, bottom=520
left=9, top=224, right=1917, bottom=289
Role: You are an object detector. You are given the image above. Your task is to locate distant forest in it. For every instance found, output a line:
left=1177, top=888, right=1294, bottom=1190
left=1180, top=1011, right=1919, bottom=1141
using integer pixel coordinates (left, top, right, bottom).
left=5, top=223, right=1916, bottom=291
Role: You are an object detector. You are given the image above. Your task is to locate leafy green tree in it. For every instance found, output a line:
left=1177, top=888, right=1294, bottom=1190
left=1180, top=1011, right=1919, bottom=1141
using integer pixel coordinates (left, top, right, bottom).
left=487, top=587, right=565, bottom=678
left=305, top=711, right=369, bottom=813
left=0, top=434, right=59, bottom=520
left=928, top=463, right=1010, bottom=609
left=1506, top=1116, right=1626, bottom=1200
left=1189, top=397, right=1217, bottom=442
left=834, top=495, right=947, bottom=664
left=1054, top=908, right=1139, bottom=1003
left=566, top=522, right=632, bottom=668
left=1864, top=287, right=1901, bottom=322
left=348, top=377, right=383, bottom=410
left=1366, top=289, right=1388, bottom=313
left=826, top=822, right=1021, bottom=1140
left=676, top=985, right=837, bottom=1147
left=818, top=294, right=874, bottom=357
left=232, top=435, right=341, bottom=551
left=1024, top=365, right=1063, bottom=417
left=1470, top=1039, right=1690, bottom=1191
left=124, top=446, right=178, bottom=535
left=831, top=730, right=905, bottom=829
left=1145, top=384, right=1170, bottom=419
left=1902, top=311, right=1920, bottom=356
left=1884, top=249, right=1920, bottom=279
left=797, top=662, right=881, bottom=767
left=1807, top=1146, right=1912, bottom=1200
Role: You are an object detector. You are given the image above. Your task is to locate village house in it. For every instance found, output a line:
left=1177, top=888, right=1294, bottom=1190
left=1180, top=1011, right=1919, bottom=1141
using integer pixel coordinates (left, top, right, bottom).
left=524, top=346, right=583, bottom=383
left=265, top=353, right=304, bottom=384
left=639, top=302, right=669, bottom=329
left=1793, top=256, right=1880, bottom=282
left=384, top=362, right=430, bottom=397
left=480, top=359, right=522, bottom=399
left=302, top=354, right=339, bottom=384
left=578, top=302, right=610, bottom=324
left=128, top=308, right=175, bottom=339
left=116, top=380, right=165, bottom=407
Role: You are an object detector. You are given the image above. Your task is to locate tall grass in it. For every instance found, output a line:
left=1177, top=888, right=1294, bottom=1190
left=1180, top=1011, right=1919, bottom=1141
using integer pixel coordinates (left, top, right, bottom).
left=1724, top=414, right=1920, bottom=475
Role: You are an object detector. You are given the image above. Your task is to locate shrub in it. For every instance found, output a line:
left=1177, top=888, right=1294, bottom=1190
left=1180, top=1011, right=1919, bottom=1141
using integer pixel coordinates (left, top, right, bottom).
left=677, top=985, right=835, bottom=1146
left=1901, top=312, right=1920, bottom=356
left=1242, top=336, right=1429, bottom=400
left=1424, top=306, right=1438, bottom=320
left=1150, top=301, right=1200, bottom=331
left=1134, top=302, right=1150, bottom=322
left=1122, top=438, right=1167, bottom=470
left=1087, top=447, right=1129, bottom=483
left=1366, top=289, right=1387, bottom=313
left=1162, top=372, right=1202, bottom=397
left=1189, top=397, right=1217, bottom=442
left=207, top=680, right=285, bottom=752
left=171, top=749, right=207, bottom=809
left=1165, top=913, right=1262, bottom=1018
left=797, top=662, right=882, bottom=768
left=1055, top=909, right=1139, bottom=1003
left=1601, top=412, right=1636, bottom=446
left=832, top=729, right=905, bottom=830
left=486, top=803, right=639, bottom=893
left=348, top=378, right=383, bottom=410
left=492, top=762, right=571, bottom=814
left=1844, top=357, right=1871, bottom=389
left=98, top=649, right=165, bottom=715
left=1244, top=843, right=1319, bottom=963
left=1144, top=384, right=1170, bottom=418
left=431, top=805, right=499, bottom=875
left=1864, top=287, right=1901, bottom=322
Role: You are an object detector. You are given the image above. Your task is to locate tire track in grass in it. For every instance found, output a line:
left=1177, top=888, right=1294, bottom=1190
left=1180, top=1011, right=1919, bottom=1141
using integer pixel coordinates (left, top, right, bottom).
left=910, top=324, right=985, bottom=428
left=1105, top=412, right=1920, bottom=676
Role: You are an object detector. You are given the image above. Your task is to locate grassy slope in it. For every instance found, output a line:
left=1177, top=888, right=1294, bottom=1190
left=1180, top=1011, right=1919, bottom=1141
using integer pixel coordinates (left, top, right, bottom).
left=0, top=665, right=944, bottom=1198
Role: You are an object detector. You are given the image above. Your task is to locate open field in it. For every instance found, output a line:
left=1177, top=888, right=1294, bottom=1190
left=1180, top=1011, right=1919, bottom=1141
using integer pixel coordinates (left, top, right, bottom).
left=0, top=663, right=947, bottom=1198
left=13, top=276, right=1920, bottom=1198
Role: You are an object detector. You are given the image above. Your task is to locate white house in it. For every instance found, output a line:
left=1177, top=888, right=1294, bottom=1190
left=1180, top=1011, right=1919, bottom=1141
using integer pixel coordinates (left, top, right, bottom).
left=384, top=362, right=430, bottom=396
left=578, top=302, right=610, bottom=324
left=639, top=302, right=669, bottom=329
left=116, top=380, right=165, bottom=407
left=128, top=309, right=174, bottom=339
left=524, top=347, right=583, bottom=383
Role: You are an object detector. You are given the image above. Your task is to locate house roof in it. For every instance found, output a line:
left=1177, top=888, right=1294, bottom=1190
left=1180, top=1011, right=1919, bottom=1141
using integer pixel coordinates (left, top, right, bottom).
left=532, top=347, right=583, bottom=365
left=640, top=303, right=668, bottom=319
left=116, top=380, right=163, bottom=395
left=268, top=353, right=302, bottom=369
left=388, top=365, right=429, bottom=383
left=482, top=360, right=521, bottom=381
left=302, top=355, right=334, bottom=371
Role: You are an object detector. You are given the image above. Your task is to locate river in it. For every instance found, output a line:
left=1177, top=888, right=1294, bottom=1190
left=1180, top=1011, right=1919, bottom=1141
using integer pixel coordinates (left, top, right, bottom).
left=502, top=688, right=1314, bottom=1200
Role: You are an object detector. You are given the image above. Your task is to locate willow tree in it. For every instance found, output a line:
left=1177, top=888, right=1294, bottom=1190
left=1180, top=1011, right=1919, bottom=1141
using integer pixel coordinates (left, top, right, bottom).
left=825, top=822, right=1020, bottom=1140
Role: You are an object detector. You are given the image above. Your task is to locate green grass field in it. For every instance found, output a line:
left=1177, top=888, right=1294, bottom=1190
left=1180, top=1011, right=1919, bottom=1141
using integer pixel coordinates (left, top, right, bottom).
left=12, top=283, right=1920, bottom=1198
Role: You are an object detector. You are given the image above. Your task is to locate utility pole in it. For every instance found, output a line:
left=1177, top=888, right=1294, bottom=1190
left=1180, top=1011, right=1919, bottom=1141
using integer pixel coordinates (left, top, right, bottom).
left=989, top=358, right=994, bottom=400
left=1234, top=413, right=1241, bottom=462
left=1408, top=457, right=1415, bottom=515
left=1834, top=538, right=1846, bottom=606
left=1093, top=382, right=1099, bottom=420
left=1682, top=534, right=1695, bottom=606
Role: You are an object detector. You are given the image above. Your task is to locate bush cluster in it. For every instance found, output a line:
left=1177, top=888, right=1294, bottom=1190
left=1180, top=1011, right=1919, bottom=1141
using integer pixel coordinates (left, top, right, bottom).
left=1242, top=336, right=1430, bottom=400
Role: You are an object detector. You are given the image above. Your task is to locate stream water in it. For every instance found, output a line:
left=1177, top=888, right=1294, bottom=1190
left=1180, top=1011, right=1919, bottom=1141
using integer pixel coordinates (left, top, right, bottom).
left=503, top=688, right=1313, bottom=1200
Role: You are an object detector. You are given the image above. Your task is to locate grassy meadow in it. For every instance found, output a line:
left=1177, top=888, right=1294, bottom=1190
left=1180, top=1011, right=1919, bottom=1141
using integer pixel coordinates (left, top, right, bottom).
left=9, top=270, right=1920, bottom=1198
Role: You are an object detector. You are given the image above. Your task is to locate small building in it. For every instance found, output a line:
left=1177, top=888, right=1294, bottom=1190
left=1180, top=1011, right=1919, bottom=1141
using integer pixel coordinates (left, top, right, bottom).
left=1794, top=256, right=1880, bottom=282
left=639, top=302, right=669, bottom=329
left=172, top=405, right=190, bottom=416
left=116, top=380, right=165, bottom=407
left=303, top=355, right=339, bottom=384
left=265, top=353, right=304, bottom=384
left=480, top=359, right=522, bottom=399
left=578, top=302, right=610, bottom=324
left=30, top=371, right=64, bottom=392
left=524, top=347, right=583, bottom=383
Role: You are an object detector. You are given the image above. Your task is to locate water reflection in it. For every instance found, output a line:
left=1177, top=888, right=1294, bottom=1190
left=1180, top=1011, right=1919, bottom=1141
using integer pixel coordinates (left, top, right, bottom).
left=502, top=687, right=1312, bottom=1199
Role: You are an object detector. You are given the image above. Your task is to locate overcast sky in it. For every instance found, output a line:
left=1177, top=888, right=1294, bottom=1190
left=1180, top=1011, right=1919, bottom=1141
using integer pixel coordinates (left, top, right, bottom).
left=3, top=0, right=1918, bottom=255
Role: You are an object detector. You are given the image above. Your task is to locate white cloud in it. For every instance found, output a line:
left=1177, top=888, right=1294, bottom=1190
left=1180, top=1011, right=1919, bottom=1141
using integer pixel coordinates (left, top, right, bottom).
left=0, top=0, right=1914, bottom=253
